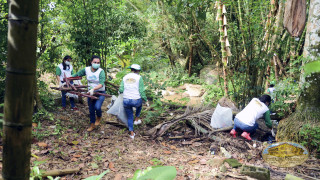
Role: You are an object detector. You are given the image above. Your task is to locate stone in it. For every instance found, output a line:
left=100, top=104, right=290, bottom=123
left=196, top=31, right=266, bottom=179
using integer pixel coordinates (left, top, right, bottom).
left=240, top=165, right=270, bottom=180
left=184, top=84, right=204, bottom=97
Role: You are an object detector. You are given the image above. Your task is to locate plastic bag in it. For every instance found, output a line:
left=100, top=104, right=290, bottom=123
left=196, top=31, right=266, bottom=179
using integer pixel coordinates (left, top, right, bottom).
left=107, top=94, right=128, bottom=127
left=210, top=103, right=233, bottom=129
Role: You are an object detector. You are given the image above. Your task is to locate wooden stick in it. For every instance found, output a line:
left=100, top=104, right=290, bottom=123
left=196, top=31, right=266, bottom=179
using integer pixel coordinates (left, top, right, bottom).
left=41, top=168, right=80, bottom=177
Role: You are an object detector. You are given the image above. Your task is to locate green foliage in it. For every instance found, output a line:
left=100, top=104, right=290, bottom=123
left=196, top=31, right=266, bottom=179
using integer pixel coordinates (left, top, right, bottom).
left=0, top=103, right=3, bottom=128
left=84, top=170, right=110, bottom=180
left=299, top=124, right=320, bottom=154
left=142, top=99, right=169, bottom=125
left=155, top=66, right=201, bottom=88
left=38, top=80, right=55, bottom=110
left=33, top=108, right=54, bottom=123
left=129, top=166, right=177, bottom=180
left=271, top=78, right=299, bottom=118
left=202, top=84, right=223, bottom=106
left=30, top=160, right=60, bottom=180
left=0, top=1, right=8, bottom=103
left=304, top=60, right=320, bottom=76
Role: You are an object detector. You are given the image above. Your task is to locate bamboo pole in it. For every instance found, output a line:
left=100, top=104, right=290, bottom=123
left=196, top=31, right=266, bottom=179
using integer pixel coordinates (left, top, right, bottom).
left=3, top=0, right=39, bottom=179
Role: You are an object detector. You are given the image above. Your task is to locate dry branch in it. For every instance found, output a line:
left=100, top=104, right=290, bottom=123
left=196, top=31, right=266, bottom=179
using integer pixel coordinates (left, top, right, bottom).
left=42, top=168, right=80, bottom=177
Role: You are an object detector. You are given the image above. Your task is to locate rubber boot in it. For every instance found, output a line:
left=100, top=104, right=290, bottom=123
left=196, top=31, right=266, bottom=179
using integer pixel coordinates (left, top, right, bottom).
left=230, top=129, right=237, bottom=138
left=87, top=123, right=95, bottom=132
left=95, top=117, right=101, bottom=126
left=241, top=131, right=252, bottom=141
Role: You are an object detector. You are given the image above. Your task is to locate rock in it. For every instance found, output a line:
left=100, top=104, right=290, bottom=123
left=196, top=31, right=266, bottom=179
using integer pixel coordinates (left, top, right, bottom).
left=200, top=65, right=220, bottom=85
left=240, top=165, right=270, bottom=180
left=285, top=174, right=303, bottom=180
left=218, top=97, right=239, bottom=112
left=183, top=84, right=204, bottom=97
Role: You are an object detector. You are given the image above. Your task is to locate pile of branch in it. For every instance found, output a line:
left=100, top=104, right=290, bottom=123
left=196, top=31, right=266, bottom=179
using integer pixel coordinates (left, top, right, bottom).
left=146, top=105, right=231, bottom=139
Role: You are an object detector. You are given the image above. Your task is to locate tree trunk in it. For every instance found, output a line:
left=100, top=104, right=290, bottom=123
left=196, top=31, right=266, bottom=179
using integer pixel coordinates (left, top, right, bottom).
left=277, top=0, right=320, bottom=151
left=3, top=0, right=39, bottom=179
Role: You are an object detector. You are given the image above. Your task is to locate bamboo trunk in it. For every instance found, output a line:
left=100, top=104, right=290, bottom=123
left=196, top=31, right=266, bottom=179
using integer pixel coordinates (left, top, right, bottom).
left=216, top=1, right=230, bottom=97
left=3, top=1, right=39, bottom=179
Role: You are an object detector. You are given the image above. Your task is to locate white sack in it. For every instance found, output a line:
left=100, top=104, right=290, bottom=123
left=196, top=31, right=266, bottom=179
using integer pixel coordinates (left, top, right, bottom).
left=210, top=103, right=233, bottom=129
left=107, top=94, right=128, bottom=127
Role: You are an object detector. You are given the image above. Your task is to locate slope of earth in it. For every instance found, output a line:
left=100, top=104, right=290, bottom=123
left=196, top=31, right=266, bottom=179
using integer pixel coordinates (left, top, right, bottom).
left=0, top=98, right=319, bottom=180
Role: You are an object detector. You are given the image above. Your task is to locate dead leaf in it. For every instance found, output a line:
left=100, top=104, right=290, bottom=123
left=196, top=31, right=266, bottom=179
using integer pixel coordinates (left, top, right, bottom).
left=71, top=158, right=78, bottom=161
left=192, top=142, right=202, bottom=147
left=161, top=142, right=167, bottom=147
left=109, top=161, right=116, bottom=171
left=163, top=150, right=172, bottom=154
left=181, top=141, right=193, bottom=145
left=78, top=163, right=85, bottom=168
left=169, top=145, right=177, bottom=150
left=72, top=141, right=79, bottom=145
left=104, top=162, right=109, bottom=168
left=32, top=123, right=38, bottom=128
left=188, top=159, right=199, bottom=164
left=40, top=150, right=49, bottom=154
left=73, top=154, right=81, bottom=158
left=200, top=159, right=207, bottom=165
left=114, top=174, right=122, bottom=180
left=37, top=142, right=48, bottom=148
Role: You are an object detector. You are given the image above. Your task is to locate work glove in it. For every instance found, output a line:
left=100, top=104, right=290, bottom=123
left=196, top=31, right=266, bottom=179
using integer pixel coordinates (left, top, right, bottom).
left=59, top=82, right=66, bottom=88
left=146, top=101, right=150, bottom=107
left=271, top=128, right=276, bottom=137
left=89, top=89, right=95, bottom=96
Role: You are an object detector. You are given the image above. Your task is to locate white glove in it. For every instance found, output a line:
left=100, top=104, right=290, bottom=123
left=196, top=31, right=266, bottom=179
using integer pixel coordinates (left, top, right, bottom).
left=59, top=82, right=66, bottom=88
left=89, top=89, right=94, bottom=96
left=271, top=128, right=276, bottom=137
left=146, top=101, right=150, bottom=107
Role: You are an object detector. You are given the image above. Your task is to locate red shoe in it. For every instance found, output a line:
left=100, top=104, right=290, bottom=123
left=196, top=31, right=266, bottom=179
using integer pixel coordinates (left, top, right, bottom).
left=230, top=129, right=237, bottom=138
left=241, top=132, right=252, bottom=141
left=71, top=107, right=78, bottom=111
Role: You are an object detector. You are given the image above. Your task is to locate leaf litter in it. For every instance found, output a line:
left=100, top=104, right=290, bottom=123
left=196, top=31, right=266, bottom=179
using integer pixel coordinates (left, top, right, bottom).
left=0, top=99, right=319, bottom=180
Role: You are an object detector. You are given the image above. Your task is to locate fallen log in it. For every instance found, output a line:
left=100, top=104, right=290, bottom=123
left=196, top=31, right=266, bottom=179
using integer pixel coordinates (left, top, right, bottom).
left=41, top=168, right=80, bottom=177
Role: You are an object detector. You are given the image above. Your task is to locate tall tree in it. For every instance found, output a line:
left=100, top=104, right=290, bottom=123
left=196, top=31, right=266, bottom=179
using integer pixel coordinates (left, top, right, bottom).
left=277, top=0, right=320, bottom=151
left=3, top=0, right=39, bottom=179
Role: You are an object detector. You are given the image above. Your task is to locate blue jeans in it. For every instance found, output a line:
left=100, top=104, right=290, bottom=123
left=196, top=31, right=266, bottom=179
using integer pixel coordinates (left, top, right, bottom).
left=233, top=117, right=258, bottom=134
left=87, top=91, right=105, bottom=124
left=123, top=98, right=143, bottom=132
left=61, top=90, right=75, bottom=108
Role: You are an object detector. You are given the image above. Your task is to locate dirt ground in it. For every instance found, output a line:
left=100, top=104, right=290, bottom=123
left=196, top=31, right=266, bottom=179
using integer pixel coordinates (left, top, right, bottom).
left=1, top=96, right=319, bottom=180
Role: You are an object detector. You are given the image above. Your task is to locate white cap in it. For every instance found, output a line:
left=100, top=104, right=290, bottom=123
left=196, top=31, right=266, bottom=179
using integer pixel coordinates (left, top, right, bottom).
left=130, top=64, right=141, bottom=70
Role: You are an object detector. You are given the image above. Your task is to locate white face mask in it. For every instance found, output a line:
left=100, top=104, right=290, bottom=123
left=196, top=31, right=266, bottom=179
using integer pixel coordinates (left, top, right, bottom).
left=65, top=61, right=70, bottom=65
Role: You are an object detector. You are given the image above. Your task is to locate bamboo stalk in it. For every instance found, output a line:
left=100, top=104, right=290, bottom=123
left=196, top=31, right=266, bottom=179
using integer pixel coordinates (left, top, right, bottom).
left=3, top=0, right=39, bottom=179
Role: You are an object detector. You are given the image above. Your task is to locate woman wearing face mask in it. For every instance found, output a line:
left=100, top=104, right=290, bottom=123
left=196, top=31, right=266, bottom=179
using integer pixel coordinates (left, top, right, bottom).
left=56, top=55, right=78, bottom=110
left=72, top=55, right=106, bottom=131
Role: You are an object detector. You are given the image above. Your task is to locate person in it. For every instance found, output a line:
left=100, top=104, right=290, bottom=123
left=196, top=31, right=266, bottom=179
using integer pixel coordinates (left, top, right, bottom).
left=72, top=55, right=106, bottom=132
left=119, top=64, right=148, bottom=139
left=56, top=55, right=78, bottom=111
left=230, top=95, right=272, bottom=141
left=267, top=84, right=275, bottom=95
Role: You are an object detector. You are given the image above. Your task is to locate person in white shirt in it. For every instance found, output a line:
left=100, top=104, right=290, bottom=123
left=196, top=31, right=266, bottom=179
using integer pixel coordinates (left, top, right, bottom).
left=72, top=55, right=106, bottom=132
left=119, top=64, right=148, bottom=139
left=230, top=95, right=272, bottom=140
left=55, top=55, right=78, bottom=110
